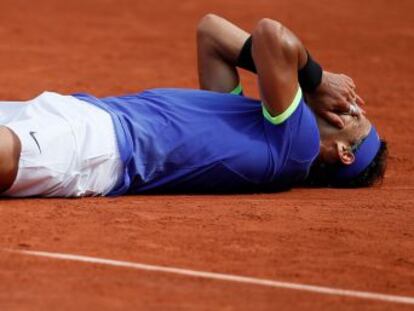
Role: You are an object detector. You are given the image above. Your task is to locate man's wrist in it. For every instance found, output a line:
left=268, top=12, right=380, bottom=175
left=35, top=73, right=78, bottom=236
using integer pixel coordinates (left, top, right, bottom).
left=298, top=51, right=323, bottom=93
left=236, top=36, right=257, bottom=73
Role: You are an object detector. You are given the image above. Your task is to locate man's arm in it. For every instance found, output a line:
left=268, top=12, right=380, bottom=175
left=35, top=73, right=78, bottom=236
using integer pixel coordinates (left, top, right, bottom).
left=196, top=14, right=363, bottom=127
left=197, top=14, right=248, bottom=93
left=197, top=14, right=308, bottom=118
left=235, top=27, right=365, bottom=127
left=250, top=18, right=306, bottom=117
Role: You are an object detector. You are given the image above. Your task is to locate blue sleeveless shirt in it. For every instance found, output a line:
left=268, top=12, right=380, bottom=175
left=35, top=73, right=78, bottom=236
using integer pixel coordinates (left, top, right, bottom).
left=73, top=88, right=319, bottom=195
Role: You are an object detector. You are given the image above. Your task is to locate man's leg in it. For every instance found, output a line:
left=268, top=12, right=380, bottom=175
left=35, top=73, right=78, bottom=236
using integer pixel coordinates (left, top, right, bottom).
left=196, top=14, right=249, bottom=93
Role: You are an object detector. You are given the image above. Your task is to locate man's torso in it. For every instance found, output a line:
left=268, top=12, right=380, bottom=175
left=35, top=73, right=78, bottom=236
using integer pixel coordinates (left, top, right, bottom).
left=75, top=88, right=320, bottom=195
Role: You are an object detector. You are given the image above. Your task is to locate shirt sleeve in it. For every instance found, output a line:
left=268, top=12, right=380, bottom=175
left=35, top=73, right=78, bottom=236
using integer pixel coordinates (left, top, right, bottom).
left=262, top=87, right=303, bottom=125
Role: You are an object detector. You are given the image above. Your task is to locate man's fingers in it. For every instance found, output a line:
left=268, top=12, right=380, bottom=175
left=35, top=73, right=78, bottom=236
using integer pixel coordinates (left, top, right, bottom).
left=355, top=94, right=365, bottom=106
left=335, top=98, right=351, bottom=113
left=325, top=111, right=345, bottom=129
left=345, top=87, right=357, bottom=102
left=342, top=74, right=356, bottom=89
left=347, top=79, right=356, bottom=90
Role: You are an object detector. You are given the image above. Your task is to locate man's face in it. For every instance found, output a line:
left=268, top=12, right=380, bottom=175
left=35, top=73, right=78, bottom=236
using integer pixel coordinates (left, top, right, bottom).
left=317, top=112, right=371, bottom=163
left=340, top=113, right=371, bottom=146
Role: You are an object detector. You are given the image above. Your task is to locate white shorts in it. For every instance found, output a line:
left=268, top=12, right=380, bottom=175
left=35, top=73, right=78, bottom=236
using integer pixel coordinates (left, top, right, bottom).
left=1, top=91, right=123, bottom=197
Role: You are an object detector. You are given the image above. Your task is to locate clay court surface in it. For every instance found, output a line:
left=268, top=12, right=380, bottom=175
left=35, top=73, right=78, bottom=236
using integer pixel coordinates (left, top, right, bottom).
left=0, top=0, right=413, bottom=310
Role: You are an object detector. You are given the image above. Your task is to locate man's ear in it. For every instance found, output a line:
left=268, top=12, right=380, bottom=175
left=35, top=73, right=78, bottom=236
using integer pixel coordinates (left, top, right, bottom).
left=336, top=142, right=355, bottom=165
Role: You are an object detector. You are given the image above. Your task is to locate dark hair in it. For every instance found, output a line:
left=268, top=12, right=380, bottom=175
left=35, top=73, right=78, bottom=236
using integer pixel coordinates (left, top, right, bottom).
left=304, top=140, right=388, bottom=188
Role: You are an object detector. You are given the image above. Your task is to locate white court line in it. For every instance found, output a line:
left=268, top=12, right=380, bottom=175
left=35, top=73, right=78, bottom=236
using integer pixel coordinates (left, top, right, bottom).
left=6, top=249, right=414, bottom=306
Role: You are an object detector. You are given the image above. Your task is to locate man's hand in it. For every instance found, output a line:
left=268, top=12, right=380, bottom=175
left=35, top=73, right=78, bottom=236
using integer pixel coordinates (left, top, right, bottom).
left=305, top=71, right=365, bottom=128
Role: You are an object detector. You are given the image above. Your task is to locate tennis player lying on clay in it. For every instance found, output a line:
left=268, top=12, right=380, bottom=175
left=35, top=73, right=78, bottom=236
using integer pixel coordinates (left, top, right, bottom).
left=0, top=14, right=387, bottom=197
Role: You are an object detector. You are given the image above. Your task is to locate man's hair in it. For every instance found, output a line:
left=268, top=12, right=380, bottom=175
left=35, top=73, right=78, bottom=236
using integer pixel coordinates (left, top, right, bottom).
left=304, top=140, right=388, bottom=188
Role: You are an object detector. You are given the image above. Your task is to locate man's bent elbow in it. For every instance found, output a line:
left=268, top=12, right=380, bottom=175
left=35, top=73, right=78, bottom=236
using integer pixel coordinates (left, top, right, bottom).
left=252, top=18, right=300, bottom=55
left=197, top=14, right=220, bottom=39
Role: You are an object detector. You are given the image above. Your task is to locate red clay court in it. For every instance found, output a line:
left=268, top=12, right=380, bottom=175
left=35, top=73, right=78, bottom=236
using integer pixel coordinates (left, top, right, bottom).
left=0, top=0, right=413, bottom=310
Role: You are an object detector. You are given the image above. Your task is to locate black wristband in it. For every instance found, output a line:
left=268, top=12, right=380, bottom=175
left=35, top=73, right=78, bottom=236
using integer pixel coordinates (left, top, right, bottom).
left=237, top=37, right=323, bottom=93
left=298, top=51, right=323, bottom=93
left=236, top=36, right=257, bottom=73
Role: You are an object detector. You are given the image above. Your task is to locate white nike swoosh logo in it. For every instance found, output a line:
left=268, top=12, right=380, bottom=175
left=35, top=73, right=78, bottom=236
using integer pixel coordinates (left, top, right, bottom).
left=29, top=131, right=42, bottom=154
